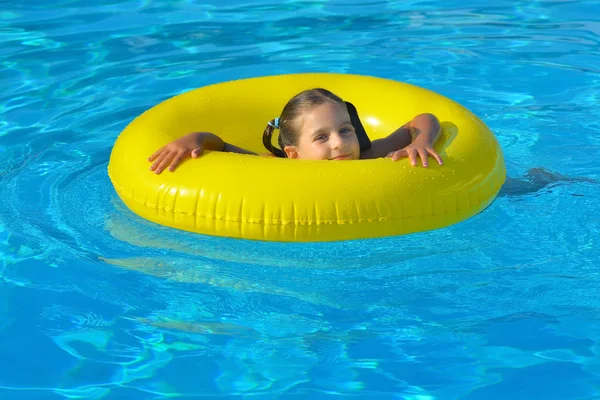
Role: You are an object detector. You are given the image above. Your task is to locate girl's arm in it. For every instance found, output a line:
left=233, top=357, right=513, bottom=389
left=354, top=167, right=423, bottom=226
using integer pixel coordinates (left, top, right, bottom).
left=149, top=132, right=257, bottom=174
left=360, top=113, right=443, bottom=167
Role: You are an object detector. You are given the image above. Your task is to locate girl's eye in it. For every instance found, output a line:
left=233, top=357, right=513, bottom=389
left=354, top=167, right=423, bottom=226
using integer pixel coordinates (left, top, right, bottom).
left=315, top=135, right=327, bottom=141
left=340, top=127, right=354, bottom=134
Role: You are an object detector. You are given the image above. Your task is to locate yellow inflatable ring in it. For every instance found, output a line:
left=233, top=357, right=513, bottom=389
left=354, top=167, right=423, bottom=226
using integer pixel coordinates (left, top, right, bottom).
left=108, top=73, right=506, bottom=242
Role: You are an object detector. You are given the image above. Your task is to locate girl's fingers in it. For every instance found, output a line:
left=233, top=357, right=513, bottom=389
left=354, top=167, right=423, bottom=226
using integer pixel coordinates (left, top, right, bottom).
left=168, top=151, right=187, bottom=171
left=150, top=151, right=167, bottom=171
left=387, top=149, right=406, bottom=161
left=155, top=152, right=175, bottom=174
left=417, top=148, right=428, bottom=167
left=428, top=148, right=443, bottom=165
left=387, top=147, right=443, bottom=167
left=148, top=147, right=165, bottom=162
left=407, top=148, right=418, bottom=165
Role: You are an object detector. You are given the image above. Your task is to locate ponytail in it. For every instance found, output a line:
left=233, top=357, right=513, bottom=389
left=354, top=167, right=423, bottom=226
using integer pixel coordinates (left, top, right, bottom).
left=262, top=119, right=286, bottom=158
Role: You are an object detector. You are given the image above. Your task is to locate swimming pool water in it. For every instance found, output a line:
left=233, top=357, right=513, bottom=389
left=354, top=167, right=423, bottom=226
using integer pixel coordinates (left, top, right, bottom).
left=1, top=1, right=600, bottom=398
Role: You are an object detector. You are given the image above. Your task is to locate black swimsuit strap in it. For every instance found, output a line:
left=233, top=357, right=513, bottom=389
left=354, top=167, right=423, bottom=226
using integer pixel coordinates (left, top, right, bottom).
left=345, top=101, right=372, bottom=151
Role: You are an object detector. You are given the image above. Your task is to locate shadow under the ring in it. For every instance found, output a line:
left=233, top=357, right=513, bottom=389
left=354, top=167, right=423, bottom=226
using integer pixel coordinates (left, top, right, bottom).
left=499, top=168, right=597, bottom=197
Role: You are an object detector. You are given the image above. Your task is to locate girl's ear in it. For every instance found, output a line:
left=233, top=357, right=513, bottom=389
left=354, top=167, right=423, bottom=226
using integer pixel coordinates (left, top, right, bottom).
left=284, top=145, right=299, bottom=159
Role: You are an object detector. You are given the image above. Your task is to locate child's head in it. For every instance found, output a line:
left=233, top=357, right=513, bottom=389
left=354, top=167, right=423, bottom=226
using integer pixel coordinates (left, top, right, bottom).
left=263, top=88, right=360, bottom=160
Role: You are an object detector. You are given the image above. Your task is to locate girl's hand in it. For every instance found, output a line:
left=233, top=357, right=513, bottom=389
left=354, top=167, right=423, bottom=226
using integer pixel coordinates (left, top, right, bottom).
left=148, top=133, right=207, bottom=174
left=387, top=139, right=443, bottom=167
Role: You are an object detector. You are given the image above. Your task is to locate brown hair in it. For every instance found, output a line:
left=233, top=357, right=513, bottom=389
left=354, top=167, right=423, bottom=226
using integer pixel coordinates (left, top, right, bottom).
left=262, top=88, right=345, bottom=157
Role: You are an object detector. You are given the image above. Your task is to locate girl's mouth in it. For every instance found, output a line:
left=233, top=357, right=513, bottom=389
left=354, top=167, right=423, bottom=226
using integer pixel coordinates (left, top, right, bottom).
left=330, top=154, right=352, bottom=160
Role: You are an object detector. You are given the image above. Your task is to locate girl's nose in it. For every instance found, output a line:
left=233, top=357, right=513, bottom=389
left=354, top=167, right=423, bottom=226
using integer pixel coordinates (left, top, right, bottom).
left=330, top=133, right=343, bottom=149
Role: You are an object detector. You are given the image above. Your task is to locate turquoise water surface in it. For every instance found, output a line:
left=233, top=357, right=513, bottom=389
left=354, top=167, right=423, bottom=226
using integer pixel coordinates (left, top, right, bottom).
left=1, top=1, right=600, bottom=398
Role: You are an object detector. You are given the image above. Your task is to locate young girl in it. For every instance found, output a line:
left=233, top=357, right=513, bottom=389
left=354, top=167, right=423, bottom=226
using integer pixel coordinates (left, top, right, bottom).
left=149, top=88, right=443, bottom=174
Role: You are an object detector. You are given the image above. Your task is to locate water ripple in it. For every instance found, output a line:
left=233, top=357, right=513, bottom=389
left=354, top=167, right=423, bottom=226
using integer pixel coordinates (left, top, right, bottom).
left=1, top=0, right=600, bottom=398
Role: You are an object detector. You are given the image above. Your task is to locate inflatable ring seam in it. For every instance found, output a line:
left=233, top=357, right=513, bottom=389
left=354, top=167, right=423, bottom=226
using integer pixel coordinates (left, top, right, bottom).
left=114, top=178, right=503, bottom=226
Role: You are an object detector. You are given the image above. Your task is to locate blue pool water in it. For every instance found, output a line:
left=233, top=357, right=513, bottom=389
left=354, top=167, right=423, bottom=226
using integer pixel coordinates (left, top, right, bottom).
left=2, top=1, right=600, bottom=398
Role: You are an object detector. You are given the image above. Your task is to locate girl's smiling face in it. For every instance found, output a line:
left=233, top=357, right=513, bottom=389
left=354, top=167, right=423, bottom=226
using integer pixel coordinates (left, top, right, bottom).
left=283, top=102, right=360, bottom=161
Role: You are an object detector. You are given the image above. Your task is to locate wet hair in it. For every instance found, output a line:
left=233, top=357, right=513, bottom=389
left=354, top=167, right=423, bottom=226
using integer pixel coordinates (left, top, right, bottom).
left=262, top=88, right=346, bottom=157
